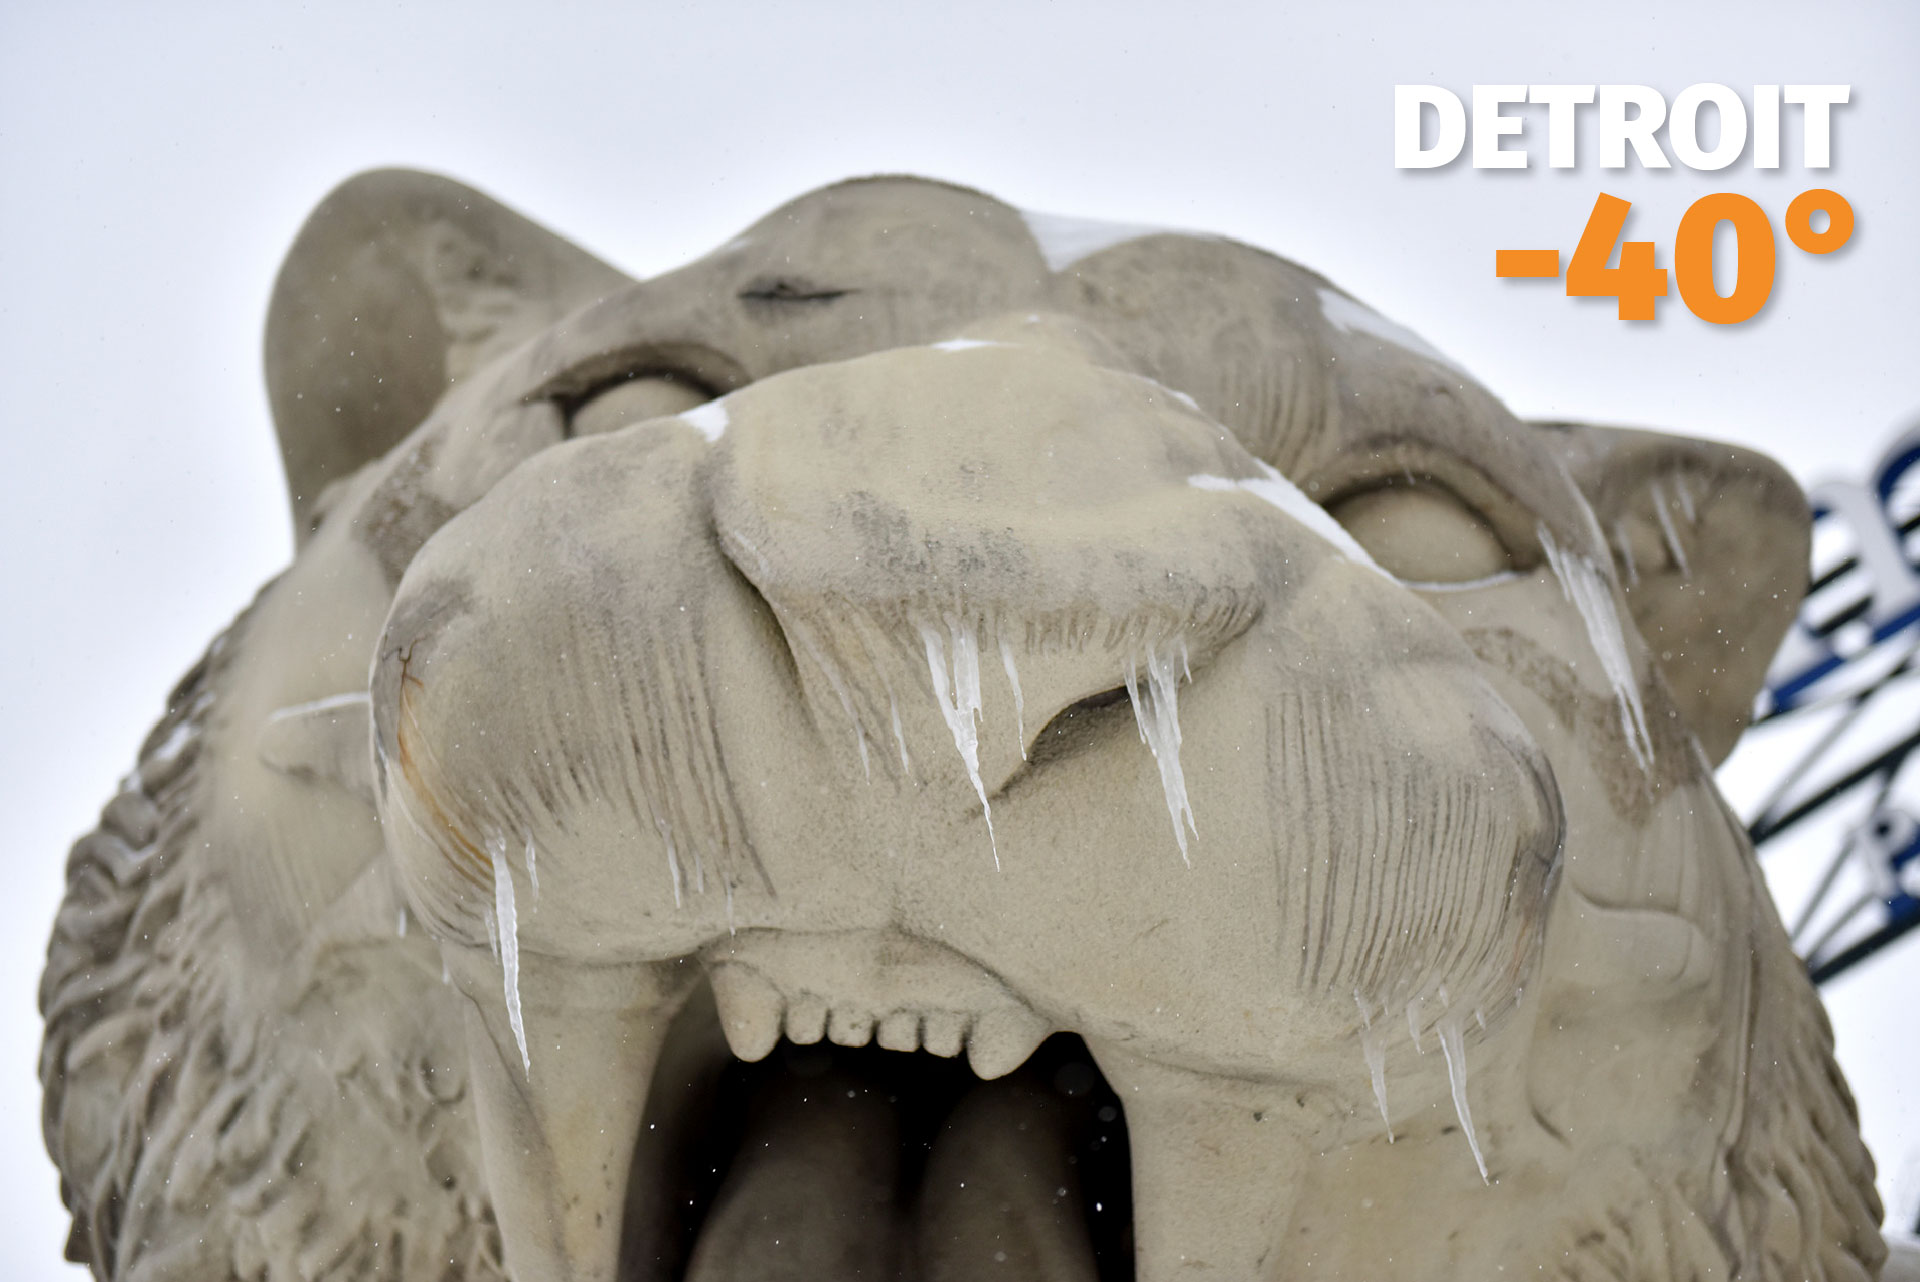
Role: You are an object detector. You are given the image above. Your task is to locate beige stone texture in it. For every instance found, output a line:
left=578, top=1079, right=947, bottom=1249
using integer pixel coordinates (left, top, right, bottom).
left=40, top=170, right=1894, bottom=1281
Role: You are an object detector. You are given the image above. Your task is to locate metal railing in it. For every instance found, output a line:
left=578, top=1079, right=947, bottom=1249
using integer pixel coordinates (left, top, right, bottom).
left=1748, top=422, right=1920, bottom=983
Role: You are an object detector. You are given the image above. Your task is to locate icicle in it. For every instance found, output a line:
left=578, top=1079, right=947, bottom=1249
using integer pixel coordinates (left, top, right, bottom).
left=998, top=631, right=1027, bottom=758
left=1649, top=481, right=1691, bottom=578
left=1355, top=991, right=1393, bottom=1140
left=1540, top=526, right=1654, bottom=774
left=1362, top=1029, right=1393, bottom=1139
left=493, top=845, right=531, bottom=1079
left=1474, top=1007, right=1487, bottom=1031
left=1674, top=474, right=1696, bottom=523
left=920, top=617, right=998, bottom=868
left=525, top=835, right=539, bottom=903
left=1611, top=518, right=1639, bottom=586
left=951, top=618, right=984, bottom=739
left=888, top=691, right=912, bottom=775
left=1125, top=637, right=1197, bottom=865
left=395, top=907, right=408, bottom=938
left=1439, top=1017, right=1488, bottom=1183
left=1405, top=995, right=1426, bottom=1053
left=660, top=818, right=684, bottom=909
left=441, top=956, right=451, bottom=986
left=484, top=908, right=500, bottom=964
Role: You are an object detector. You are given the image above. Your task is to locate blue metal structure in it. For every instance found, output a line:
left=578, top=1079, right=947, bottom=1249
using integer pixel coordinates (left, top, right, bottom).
left=1750, top=421, right=1920, bottom=984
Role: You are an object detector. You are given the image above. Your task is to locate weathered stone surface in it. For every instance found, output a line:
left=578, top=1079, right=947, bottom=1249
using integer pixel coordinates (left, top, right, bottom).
left=41, top=171, right=1893, bottom=1280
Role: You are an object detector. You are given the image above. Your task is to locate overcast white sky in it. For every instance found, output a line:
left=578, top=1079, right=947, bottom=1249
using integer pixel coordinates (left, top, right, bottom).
left=3, top=1, right=1916, bottom=1274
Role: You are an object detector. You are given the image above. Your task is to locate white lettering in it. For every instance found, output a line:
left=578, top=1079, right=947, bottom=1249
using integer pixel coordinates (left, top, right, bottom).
left=1472, top=84, right=1529, bottom=168
left=1753, top=84, right=1781, bottom=168
left=1784, top=85, right=1850, bottom=168
left=1394, top=86, right=1467, bottom=168
left=1528, top=84, right=1596, bottom=168
left=1599, top=85, right=1672, bottom=169
left=1669, top=83, right=1747, bottom=170
left=1398, top=84, right=1847, bottom=170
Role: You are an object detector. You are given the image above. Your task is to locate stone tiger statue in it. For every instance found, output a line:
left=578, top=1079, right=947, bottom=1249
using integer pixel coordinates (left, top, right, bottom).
left=41, top=169, right=1904, bottom=1281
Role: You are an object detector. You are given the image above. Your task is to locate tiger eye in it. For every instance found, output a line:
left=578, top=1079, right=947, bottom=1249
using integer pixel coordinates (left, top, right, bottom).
left=1328, top=482, right=1513, bottom=584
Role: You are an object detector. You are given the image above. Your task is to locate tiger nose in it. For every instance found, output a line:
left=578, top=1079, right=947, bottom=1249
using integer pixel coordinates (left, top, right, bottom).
left=695, top=335, right=1388, bottom=810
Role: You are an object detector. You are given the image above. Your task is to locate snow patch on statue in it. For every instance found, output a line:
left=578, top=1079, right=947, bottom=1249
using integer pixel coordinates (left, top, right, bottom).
left=1020, top=208, right=1177, bottom=273
left=931, top=337, right=1008, bottom=353
left=1189, top=464, right=1387, bottom=577
left=1317, top=287, right=1470, bottom=377
left=680, top=400, right=729, bottom=443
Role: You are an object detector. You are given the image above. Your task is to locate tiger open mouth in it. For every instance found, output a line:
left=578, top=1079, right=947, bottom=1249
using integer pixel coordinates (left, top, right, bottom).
left=619, top=982, right=1134, bottom=1282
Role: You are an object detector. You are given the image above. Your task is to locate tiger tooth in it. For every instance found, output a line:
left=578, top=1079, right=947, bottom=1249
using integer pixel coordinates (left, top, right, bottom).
left=449, top=948, right=693, bottom=1282
left=785, top=992, right=829, bottom=1044
left=876, top=1009, right=921, bottom=1052
left=1086, top=1043, right=1305, bottom=1282
left=965, top=1006, right=1051, bottom=1079
left=707, top=963, right=784, bottom=1062
left=922, top=1010, right=968, bottom=1058
left=828, top=1006, right=875, bottom=1047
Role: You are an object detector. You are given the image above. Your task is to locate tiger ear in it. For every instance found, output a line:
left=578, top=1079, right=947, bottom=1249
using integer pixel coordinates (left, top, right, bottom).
left=1540, top=421, right=1811, bottom=765
left=264, top=168, right=632, bottom=540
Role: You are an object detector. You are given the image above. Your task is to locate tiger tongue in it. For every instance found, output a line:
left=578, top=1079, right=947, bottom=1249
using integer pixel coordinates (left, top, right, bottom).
left=912, top=1076, right=1101, bottom=1282
left=683, top=1067, right=1099, bottom=1282
left=682, top=1067, right=905, bottom=1282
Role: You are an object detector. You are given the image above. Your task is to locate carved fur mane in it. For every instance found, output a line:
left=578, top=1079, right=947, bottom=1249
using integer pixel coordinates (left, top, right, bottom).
left=1529, top=884, right=1885, bottom=1281
left=40, top=604, right=507, bottom=1281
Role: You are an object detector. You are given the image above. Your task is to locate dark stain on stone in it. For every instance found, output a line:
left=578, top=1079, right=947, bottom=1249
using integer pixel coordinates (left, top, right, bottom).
left=358, top=433, right=460, bottom=587
left=1462, top=625, right=1701, bottom=822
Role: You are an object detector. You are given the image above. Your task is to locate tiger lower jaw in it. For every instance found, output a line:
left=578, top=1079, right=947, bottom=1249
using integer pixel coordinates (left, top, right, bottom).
left=444, top=930, right=1392, bottom=1282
